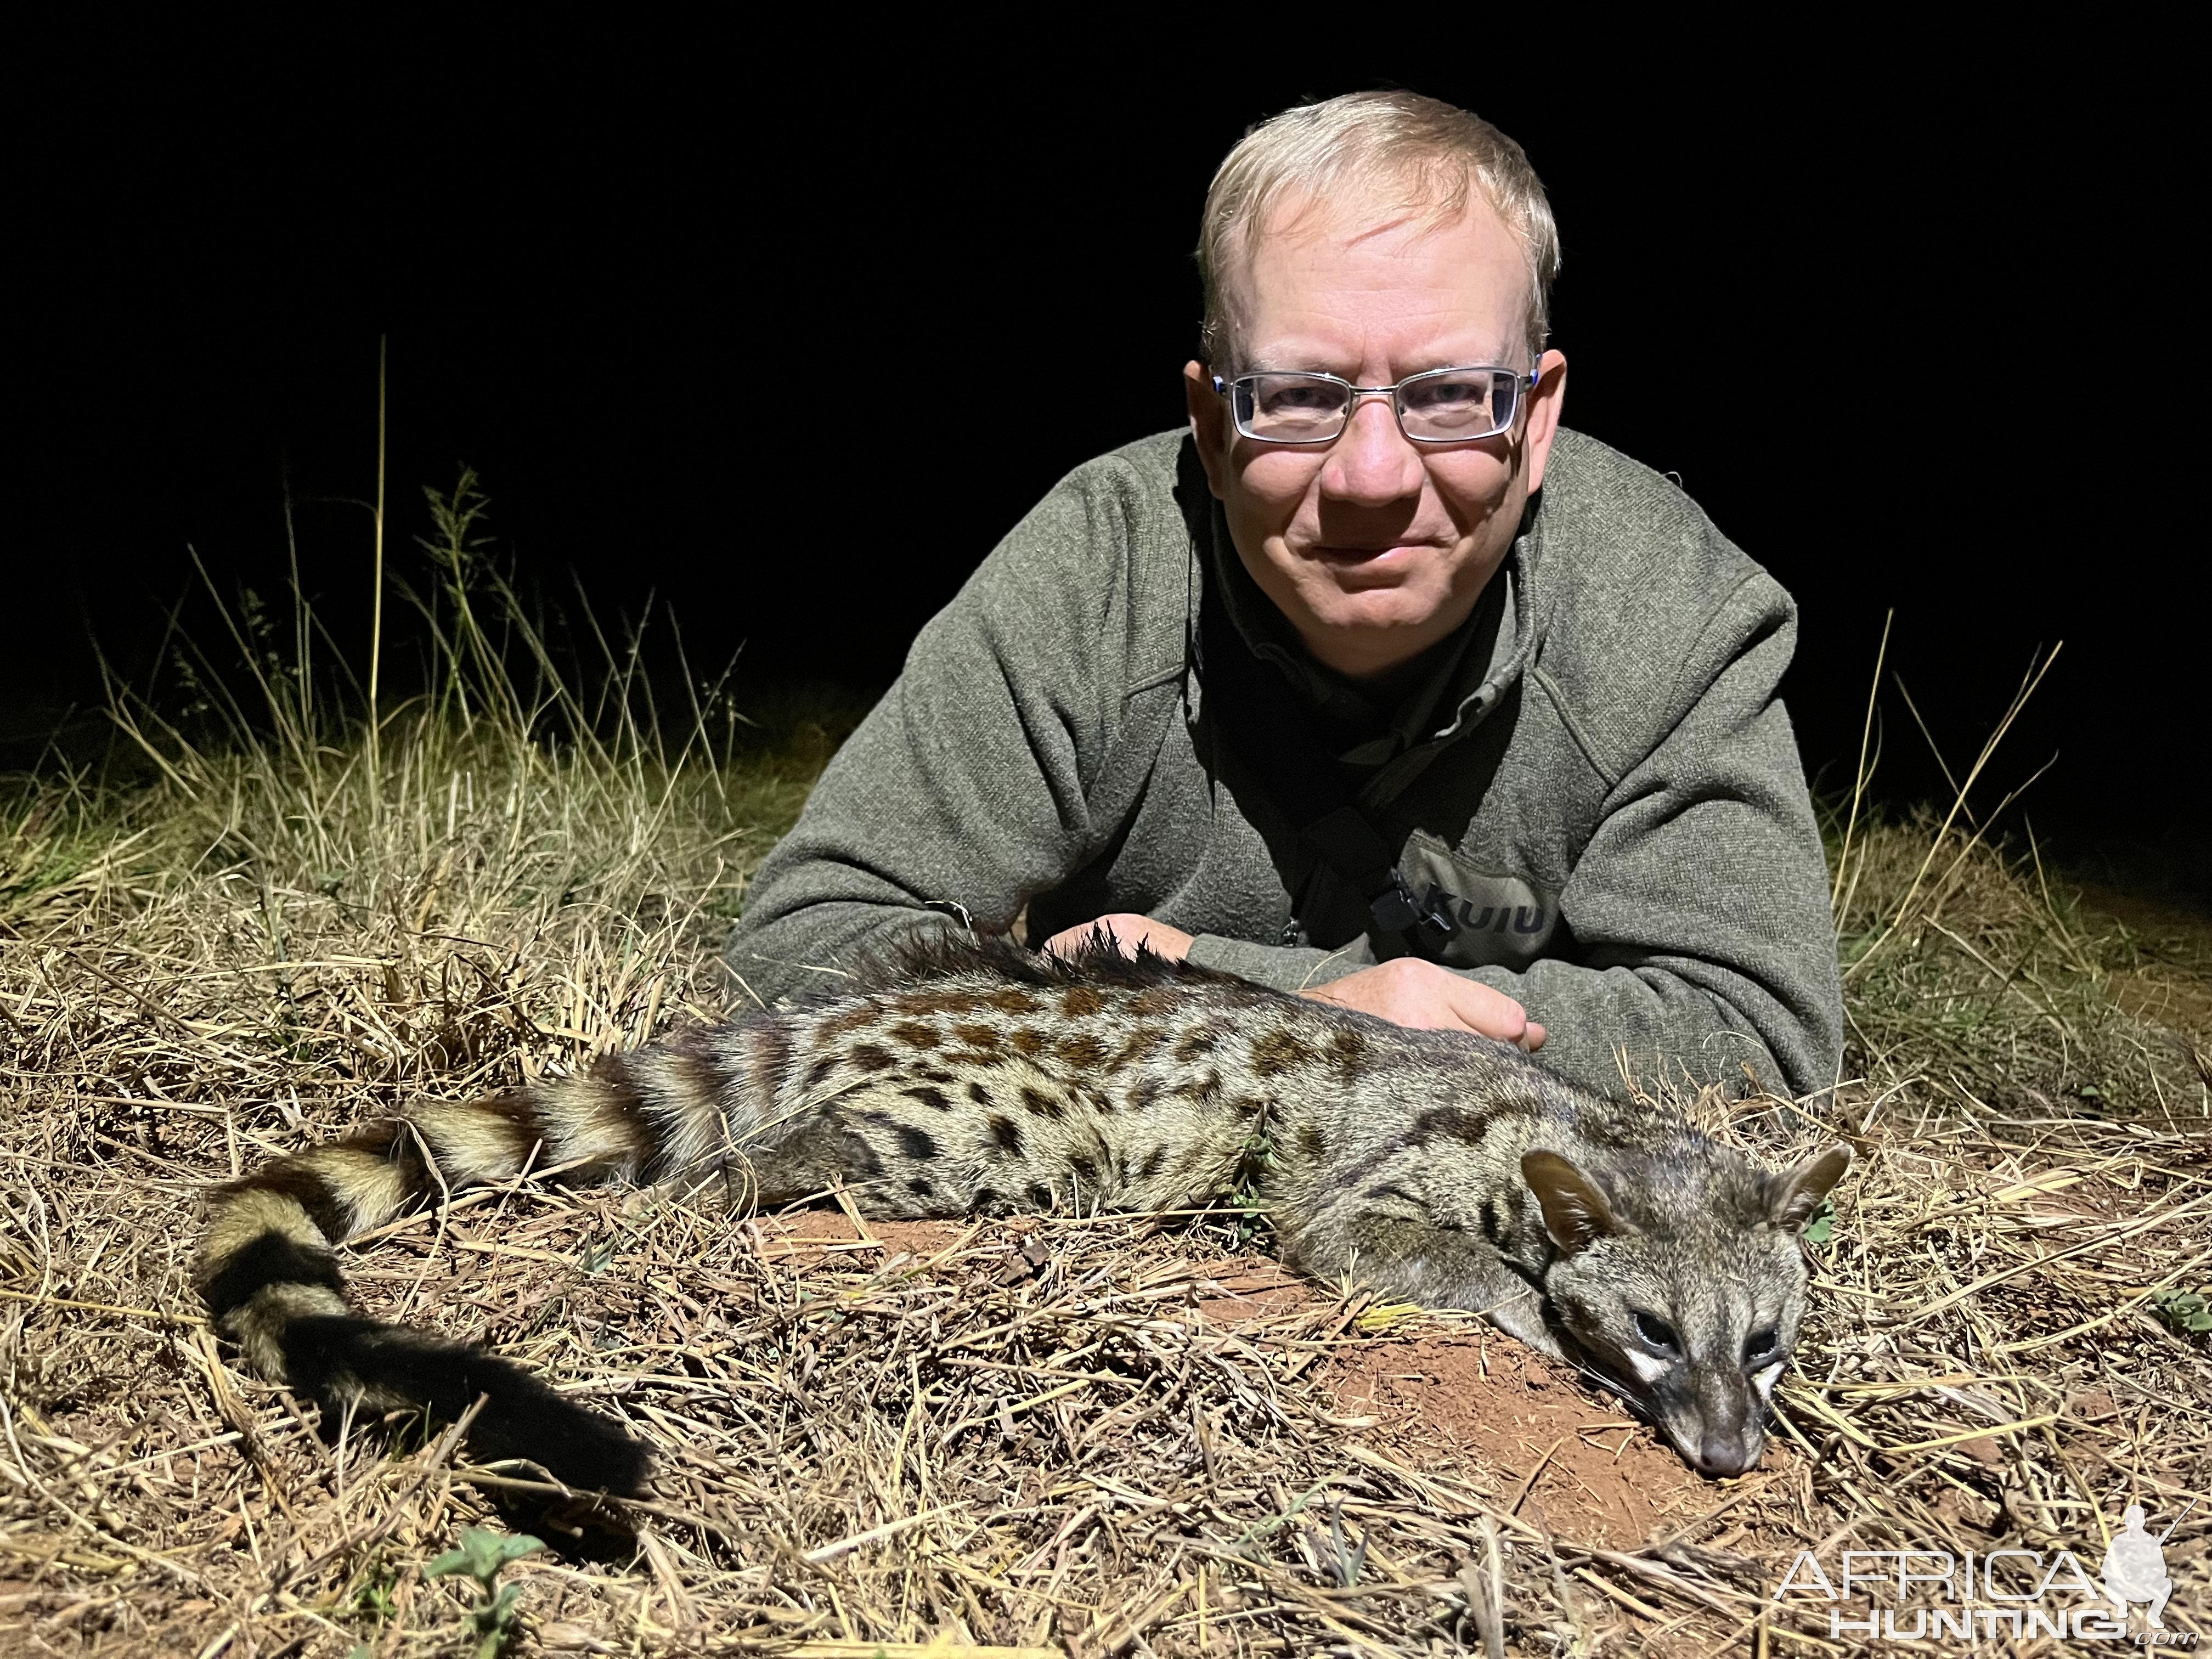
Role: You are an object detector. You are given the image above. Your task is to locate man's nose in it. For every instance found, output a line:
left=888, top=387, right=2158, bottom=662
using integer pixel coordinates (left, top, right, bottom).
left=1318, top=396, right=1423, bottom=506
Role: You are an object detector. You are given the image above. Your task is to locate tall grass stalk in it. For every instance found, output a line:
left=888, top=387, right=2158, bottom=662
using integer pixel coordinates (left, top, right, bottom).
left=1825, top=635, right=2202, bottom=1119
left=20, top=476, right=828, bottom=1098
left=368, top=334, right=389, bottom=804
left=1829, top=607, right=1889, bottom=933
left=1837, top=641, right=2062, bottom=985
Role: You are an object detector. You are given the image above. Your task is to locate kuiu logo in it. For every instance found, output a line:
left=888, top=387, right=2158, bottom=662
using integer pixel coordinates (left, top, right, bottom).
left=1393, top=846, right=1562, bottom=966
left=1772, top=1499, right=2196, bottom=1644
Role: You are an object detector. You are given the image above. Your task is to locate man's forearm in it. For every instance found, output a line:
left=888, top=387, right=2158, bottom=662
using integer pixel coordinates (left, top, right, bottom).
left=729, top=448, right=1171, bottom=1008
left=1464, top=955, right=1815, bottom=1098
left=1190, top=933, right=1821, bottom=1098
left=1186, top=933, right=1376, bottom=991
left=729, top=891, right=964, bottom=1006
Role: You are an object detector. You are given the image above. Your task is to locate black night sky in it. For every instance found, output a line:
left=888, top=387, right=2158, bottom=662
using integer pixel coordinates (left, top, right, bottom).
left=13, top=52, right=2202, bottom=900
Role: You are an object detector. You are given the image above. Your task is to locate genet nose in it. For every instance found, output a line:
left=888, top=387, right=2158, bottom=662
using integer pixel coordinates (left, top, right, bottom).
left=1694, top=1436, right=1756, bottom=1478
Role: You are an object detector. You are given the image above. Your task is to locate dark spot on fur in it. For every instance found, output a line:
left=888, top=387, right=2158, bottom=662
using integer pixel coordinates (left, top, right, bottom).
left=1060, top=985, right=1107, bottom=1018
left=804, top=1053, right=840, bottom=1088
left=917, top=1064, right=955, bottom=1085
left=1010, top=1028, right=1048, bottom=1057
left=1250, top=1028, right=1312, bottom=1077
left=1175, top=1026, right=1221, bottom=1063
left=973, top=1186, right=999, bottom=1208
left=1364, top=1182, right=1420, bottom=1204
left=819, top=1001, right=881, bottom=1038
left=1027, top=1182, right=1055, bottom=1210
left=1070, top=1154, right=1099, bottom=1183
left=840, top=1128, right=886, bottom=1181
left=966, top=1080, right=994, bottom=1107
left=888, top=1020, right=941, bottom=1050
left=1296, top=1122, right=1324, bottom=1158
left=849, top=1043, right=896, bottom=1074
left=747, top=1021, right=794, bottom=1101
left=894, top=989, right=984, bottom=1017
left=1107, top=1028, right=1165, bottom=1070
left=949, top=1023, right=1003, bottom=1057
left=1233, top=1096, right=1265, bottom=1119
left=1128, top=988, right=1180, bottom=1017
left=1479, top=1198, right=1504, bottom=1243
left=893, top=1122, right=939, bottom=1161
left=1019, top=1086, right=1065, bottom=1120
left=1056, top=1032, right=1108, bottom=1070
left=1174, top=1070, right=1222, bottom=1104
left=902, top=1085, right=952, bottom=1111
left=987, top=988, right=1039, bottom=1015
left=988, top=1115, right=1024, bottom=1155
left=1139, top=1143, right=1169, bottom=1180
left=1126, top=1076, right=1161, bottom=1114
left=1410, top=1105, right=1485, bottom=1146
left=1327, top=1026, right=1370, bottom=1079
left=907, top=1177, right=935, bottom=1197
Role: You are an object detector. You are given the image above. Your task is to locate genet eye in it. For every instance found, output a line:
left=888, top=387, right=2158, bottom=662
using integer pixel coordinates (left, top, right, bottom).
left=1745, top=1328, right=1781, bottom=1362
left=1632, top=1311, right=1679, bottom=1351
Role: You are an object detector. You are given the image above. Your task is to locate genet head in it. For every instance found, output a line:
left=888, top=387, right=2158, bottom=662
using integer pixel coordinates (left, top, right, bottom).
left=1521, top=1142, right=1852, bottom=1477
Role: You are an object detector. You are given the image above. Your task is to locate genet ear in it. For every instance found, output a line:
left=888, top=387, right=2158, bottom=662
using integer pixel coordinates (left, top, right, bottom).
left=1521, top=1150, right=1622, bottom=1256
left=1768, top=1142, right=1853, bottom=1232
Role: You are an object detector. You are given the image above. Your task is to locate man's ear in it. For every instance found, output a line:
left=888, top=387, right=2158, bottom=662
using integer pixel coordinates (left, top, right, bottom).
left=1182, top=360, right=1229, bottom=500
left=1767, top=1143, right=1853, bottom=1232
left=1520, top=348, right=1568, bottom=496
left=1521, top=1150, right=1621, bottom=1256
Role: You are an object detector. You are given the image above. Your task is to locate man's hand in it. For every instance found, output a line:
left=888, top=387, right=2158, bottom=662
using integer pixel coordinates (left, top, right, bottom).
left=1299, top=957, right=1547, bottom=1051
left=1041, top=912, right=1196, bottom=963
left=1045, top=921, right=1543, bottom=1051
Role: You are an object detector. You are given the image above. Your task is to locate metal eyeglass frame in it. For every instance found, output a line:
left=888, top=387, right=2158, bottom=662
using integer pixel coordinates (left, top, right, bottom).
left=1211, top=363, right=1540, bottom=445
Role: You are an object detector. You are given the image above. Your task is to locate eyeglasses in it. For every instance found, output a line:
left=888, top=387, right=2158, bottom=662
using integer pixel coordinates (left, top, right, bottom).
left=1213, top=363, right=1538, bottom=445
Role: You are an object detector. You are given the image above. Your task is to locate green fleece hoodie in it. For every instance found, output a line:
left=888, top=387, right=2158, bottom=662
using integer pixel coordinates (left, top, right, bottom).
left=729, top=427, right=1844, bottom=1100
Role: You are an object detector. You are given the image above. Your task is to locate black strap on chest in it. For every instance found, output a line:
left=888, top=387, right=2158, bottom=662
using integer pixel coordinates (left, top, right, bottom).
left=1197, top=591, right=1457, bottom=961
left=1301, top=804, right=1457, bottom=951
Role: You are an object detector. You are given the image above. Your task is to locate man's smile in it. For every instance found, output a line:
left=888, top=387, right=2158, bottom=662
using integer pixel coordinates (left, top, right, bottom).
left=1299, top=541, right=1449, bottom=581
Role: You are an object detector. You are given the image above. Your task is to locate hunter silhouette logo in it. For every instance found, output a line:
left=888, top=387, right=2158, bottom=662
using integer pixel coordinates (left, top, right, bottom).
left=1772, top=1497, right=2197, bottom=1643
left=2104, top=1503, right=2180, bottom=1629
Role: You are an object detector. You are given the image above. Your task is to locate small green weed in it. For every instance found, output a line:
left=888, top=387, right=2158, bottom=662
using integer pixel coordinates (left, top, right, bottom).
left=2152, top=1288, right=2212, bottom=1336
left=348, top=1549, right=401, bottom=1626
left=1802, top=1196, right=1837, bottom=1247
left=424, top=1526, right=544, bottom=1658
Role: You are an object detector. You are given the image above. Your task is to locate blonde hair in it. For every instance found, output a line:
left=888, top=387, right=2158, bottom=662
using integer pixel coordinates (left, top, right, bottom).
left=1197, top=91, right=1561, bottom=371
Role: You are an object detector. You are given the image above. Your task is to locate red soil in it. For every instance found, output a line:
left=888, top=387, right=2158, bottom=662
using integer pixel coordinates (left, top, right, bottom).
left=747, top=1221, right=1758, bottom=1548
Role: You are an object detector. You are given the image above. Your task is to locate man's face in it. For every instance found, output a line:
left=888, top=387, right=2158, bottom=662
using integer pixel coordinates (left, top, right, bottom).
left=1186, top=191, right=1567, bottom=680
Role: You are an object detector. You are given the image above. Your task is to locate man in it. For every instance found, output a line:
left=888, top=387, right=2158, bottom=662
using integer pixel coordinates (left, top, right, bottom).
left=730, top=91, right=1844, bottom=1101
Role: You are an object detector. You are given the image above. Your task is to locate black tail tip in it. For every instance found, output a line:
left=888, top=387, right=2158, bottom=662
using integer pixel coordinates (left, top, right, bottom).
left=284, top=1315, right=653, bottom=1496
left=466, top=1379, right=655, bottom=1496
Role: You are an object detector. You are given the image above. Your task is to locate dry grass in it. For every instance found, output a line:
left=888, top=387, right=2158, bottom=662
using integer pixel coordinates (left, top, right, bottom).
left=2, top=546, right=2208, bottom=1654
